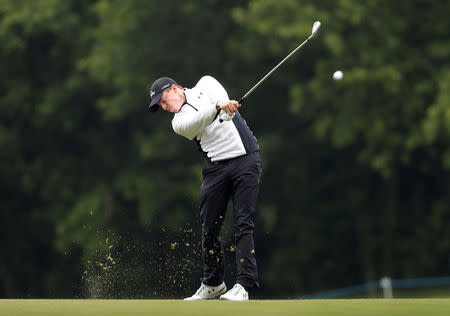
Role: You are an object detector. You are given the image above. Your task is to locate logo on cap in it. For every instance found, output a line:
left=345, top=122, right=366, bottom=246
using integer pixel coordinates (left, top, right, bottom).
left=150, top=91, right=155, bottom=97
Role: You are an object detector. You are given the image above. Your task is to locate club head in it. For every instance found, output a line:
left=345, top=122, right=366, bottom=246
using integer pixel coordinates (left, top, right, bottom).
left=312, top=21, right=321, bottom=36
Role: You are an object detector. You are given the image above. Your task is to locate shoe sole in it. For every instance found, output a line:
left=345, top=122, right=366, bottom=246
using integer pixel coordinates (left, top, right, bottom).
left=219, top=296, right=249, bottom=301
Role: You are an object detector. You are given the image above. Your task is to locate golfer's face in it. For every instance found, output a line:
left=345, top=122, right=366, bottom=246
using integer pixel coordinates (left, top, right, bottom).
left=158, top=86, right=183, bottom=113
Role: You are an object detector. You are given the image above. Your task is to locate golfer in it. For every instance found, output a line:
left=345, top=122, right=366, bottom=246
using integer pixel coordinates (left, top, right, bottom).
left=148, top=76, right=262, bottom=301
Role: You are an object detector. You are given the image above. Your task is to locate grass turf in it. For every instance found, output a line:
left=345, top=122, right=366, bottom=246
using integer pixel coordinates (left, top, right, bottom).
left=0, top=299, right=449, bottom=316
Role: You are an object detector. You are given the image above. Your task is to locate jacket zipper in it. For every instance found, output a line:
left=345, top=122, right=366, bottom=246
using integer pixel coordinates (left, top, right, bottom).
left=186, top=102, right=198, bottom=111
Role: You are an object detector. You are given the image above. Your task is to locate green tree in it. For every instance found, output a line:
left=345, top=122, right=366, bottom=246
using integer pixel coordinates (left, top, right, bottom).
left=1, top=0, right=449, bottom=299
left=232, top=0, right=450, bottom=296
left=0, top=0, right=100, bottom=297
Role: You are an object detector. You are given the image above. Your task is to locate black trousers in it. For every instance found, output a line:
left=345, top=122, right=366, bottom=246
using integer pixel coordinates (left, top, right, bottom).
left=200, top=151, right=262, bottom=289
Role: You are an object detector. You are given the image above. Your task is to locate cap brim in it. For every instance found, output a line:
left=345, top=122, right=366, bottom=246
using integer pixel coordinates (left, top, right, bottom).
left=148, top=92, right=162, bottom=112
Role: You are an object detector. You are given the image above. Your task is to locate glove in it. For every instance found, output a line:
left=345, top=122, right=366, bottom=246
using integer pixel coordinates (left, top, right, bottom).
left=219, top=109, right=235, bottom=122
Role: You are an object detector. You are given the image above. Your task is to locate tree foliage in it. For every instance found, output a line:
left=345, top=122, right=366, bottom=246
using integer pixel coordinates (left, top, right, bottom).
left=0, top=0, right=449, bottom=298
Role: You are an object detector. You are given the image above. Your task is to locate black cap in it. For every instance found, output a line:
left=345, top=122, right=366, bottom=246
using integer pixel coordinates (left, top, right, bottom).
left=148, top=77, right=177, bottom=112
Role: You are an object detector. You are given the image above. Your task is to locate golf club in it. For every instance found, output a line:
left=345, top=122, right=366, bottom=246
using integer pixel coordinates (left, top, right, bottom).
left=220, top=21, right=321, bottom=122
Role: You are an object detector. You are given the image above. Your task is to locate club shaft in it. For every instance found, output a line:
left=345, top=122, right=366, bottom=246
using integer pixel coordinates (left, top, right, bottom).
left=239, top=33, right=314, bottom=103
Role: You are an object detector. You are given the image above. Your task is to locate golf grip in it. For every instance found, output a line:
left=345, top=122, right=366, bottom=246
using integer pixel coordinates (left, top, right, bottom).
left=219, top=97, right=246, bottom=123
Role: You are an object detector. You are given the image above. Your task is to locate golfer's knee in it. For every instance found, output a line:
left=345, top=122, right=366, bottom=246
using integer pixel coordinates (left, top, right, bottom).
left=234, top=221, right=254, bottom=238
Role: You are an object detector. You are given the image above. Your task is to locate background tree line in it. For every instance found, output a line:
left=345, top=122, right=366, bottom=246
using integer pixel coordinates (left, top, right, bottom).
left=0, top=0, right=449, bottom=298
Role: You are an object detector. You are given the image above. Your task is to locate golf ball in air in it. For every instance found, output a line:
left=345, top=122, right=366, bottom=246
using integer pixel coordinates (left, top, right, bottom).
left=333, top=70, right=343, bottom=80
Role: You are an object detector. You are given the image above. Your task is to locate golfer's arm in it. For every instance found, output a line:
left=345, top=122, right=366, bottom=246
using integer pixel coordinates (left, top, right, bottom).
left=172, top=104, right=218, bottom=140
left=200, top=76, right=229, bottom=105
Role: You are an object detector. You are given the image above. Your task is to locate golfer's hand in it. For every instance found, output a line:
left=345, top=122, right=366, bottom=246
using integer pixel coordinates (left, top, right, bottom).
left=216, top=100, right=241, bottom=115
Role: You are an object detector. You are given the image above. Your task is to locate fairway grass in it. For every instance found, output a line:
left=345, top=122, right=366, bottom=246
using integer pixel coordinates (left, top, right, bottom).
left=1, top=299, right=449, bottom=316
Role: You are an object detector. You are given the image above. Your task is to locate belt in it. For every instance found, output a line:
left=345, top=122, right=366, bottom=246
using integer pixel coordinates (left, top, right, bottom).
left=206, top=151, right=259, bottom=165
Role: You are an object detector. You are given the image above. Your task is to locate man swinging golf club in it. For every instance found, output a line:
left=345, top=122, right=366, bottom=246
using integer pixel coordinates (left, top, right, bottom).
left=148, top=21, right=322, bottom=301
left=148, top=75, right=262, bottom=301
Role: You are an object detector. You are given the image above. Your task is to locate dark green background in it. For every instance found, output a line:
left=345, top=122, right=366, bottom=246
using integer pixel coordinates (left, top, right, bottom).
left=1, top=0, right=449, bottom=298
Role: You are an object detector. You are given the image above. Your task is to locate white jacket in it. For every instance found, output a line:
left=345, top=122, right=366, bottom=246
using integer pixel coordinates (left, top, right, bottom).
left=172, top=76, right=258, bottom=162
